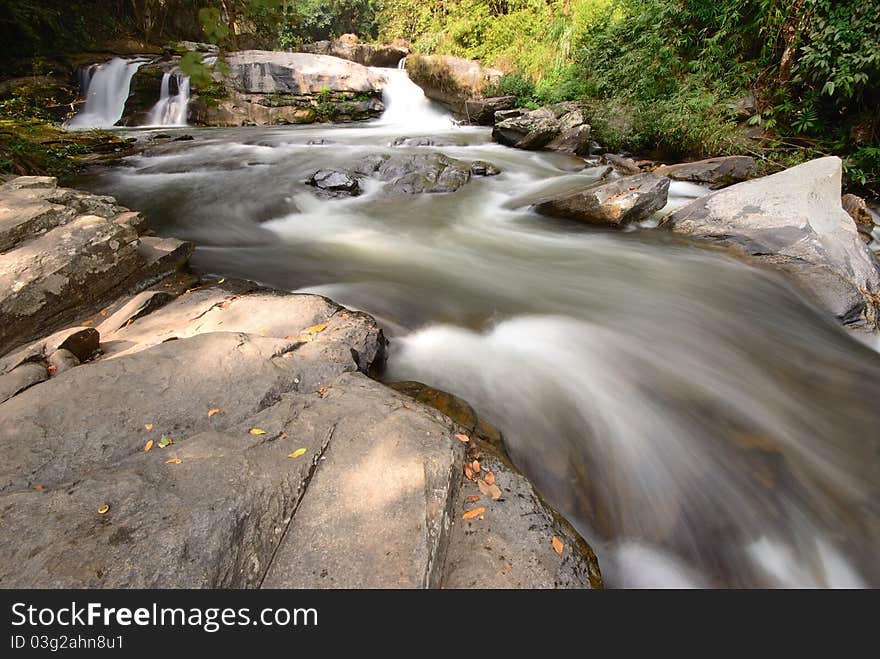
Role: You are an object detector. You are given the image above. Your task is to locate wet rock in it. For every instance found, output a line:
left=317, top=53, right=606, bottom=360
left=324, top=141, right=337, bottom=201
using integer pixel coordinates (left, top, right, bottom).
left=172, top=134, right=194, bottom=142
left=470, top=161, right=501, bottom=177
left=494, top=108, right=525, bottom=123
left=536, top=173, right=670, bottom=226
left=654, top=155, right=756, bottom=186
left=226, top=51, right=384, bottom=95
left=492, top=102, right=592, bottom=155
left=308, top=169, right=361, bottom=197
left=661, top=156, right=880, bottom=326
left=47, top=349, right=80, bottom=375
left=354, top=153, right=475, bottom=195
left=463, top=95, right=516, bottom=125
left=842, top=193, right=875, bottom=243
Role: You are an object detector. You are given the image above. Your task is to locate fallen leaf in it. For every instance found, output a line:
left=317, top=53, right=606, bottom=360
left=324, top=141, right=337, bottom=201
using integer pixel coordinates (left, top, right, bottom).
left=217, top=278, right=225, bottom=284
left=318, top=386, right=329, bottom=397
left=477, top=479, right=502, bottom=500
left=467, top=495, right=480, bottom=503
left=46, top=364, right=57, bottom=376
left=143, top=439, right=154, bottom=453
left=471, top=460, right=481, bottom=473
left=501, top=564, right=510, bottom=574
left=249, top=428, right=267, bottom=436
left=303, top=322, right=328, bottom=335
left=33, top=485, right=44, bottom=491
left=165, top=458, right=182, bottom=465
left=484, top=471, right=495, bottom=486
left=157, top=435, right=173, bottom=448
left=278, top=431, right=288, bottom=441
left=100, top=309, right=109, bottom=317
left=97, top=504, right=110, bottom=514
left=287, top=448, right=307, bottom=459
left=464, top=466, right=475, bottom=480
left=454, top=433, right=470, bottom=443
left=144, top=423, right=154, bottom=431
left=552, top=536, right=564, bottom=556
left=80, top=319, right=93, bottom=326
left=462, top=507, right=485, bottom=520
left=208, top=408, right=221, bottom=417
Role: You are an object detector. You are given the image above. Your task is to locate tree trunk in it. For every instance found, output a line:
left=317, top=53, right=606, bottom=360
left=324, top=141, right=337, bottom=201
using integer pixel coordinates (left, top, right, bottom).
left=777, top=0, right=806, bottom=86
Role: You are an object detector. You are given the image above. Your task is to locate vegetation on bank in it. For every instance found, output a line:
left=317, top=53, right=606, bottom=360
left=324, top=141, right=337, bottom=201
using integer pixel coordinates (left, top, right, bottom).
left=379, top=0, right=880, bottom=193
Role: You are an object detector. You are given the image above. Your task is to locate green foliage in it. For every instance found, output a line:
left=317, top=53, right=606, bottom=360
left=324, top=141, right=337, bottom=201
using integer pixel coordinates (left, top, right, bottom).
left=484, top=73, right=537, bottom=108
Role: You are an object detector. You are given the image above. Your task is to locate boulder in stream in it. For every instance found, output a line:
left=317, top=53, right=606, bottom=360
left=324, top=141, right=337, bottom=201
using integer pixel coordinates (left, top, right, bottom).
left=354, top=152, right=477, bottom=195
left=308, top=169, right=361, bottom=197
left=535, top=172, right=671, bottom=226
left=492, top=102, right=593, bottom=156
left=661, top=156, right=880, bottom=326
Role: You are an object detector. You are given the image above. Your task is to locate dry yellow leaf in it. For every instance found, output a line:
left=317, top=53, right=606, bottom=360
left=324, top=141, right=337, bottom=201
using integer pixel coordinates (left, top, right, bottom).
left=97, top=504, right=110, bottom=514
left=454, top=433, right=470, bottom=443
left=487, top=483, right=502, bottom=500
left=303, top=322, right=328, bottom=335
left=80, top=319, right=93, bottom=326
left=144, top=423, right=154, bottom=431
left=287, top=448, right=307, bottom=459
left=208, top=408, right=221, bottom=417
left=552, top=536, right=564, bottom=556
left=464, top=466, right=474, bottom=480
left=33, top=485, right=44, bottom=491
left=462, top=507, right=486, bottom=520
left=477, top=478, right=492, bottom=496
left=165, top=458, right=182, bottom=465
left=143, top=439, right=154, bottom=453
left=217, top=278, right=225, bottom=284
left=249, top=428, right=267, bottom=436
left=484, top=471, right=495, bottom=486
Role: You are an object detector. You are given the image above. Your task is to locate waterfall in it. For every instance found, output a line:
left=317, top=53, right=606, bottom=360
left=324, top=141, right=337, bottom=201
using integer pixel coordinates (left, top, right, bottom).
left=145, top=72, right=191, bottom=127
left=66, top=58, right=145, bottom=130
left=369, top=65, right=453, bottom=130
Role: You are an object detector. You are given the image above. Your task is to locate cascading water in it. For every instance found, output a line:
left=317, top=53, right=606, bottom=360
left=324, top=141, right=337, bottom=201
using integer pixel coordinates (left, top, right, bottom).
left=146, top=72, right=191, bottom=127
left=74, top=62, right=880, bottom=588
left=370, top=60, right=453, bottom=130
left=66, top=57, right=145, bottom=130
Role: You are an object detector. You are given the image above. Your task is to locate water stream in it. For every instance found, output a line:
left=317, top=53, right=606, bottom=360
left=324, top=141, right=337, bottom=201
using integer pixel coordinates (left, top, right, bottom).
left=75, top=67, right=880, bottom=588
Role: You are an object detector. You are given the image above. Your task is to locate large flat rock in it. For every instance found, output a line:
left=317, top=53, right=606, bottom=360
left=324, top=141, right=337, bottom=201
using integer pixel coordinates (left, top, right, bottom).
left=225, top=51, right=385, bottom=95
left=661, top=156, right=880, bottom=325
left=0, top=284, right=600, bottom=588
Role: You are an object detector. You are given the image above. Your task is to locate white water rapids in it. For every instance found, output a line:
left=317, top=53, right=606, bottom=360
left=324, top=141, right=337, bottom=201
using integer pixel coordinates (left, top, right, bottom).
left=76, top=66, right=880, bottom=588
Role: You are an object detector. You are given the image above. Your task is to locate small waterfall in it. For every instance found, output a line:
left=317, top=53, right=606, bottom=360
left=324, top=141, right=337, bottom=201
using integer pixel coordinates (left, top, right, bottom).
left=67, top=57, right=145, bottom=130
left=370, top=64, right=452, bottom=130
left=146, top=72, right=191, bottom=127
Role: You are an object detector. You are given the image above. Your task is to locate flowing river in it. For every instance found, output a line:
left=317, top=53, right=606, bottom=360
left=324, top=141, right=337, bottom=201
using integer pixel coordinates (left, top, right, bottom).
left=75, top=67, right=880, bottom=588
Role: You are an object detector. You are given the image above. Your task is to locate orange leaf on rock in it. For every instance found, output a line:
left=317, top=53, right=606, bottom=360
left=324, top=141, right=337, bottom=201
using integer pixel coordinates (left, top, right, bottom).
left=471, top=460, right=480, bottom=473
left=143, top=439, right=154, bottom=453
left=462, top=507, right=485, bottom=520
left=144, top=423, right=153, bottom=431
left=287, top=448, right=307, bottom=459
left=484, top=471, right=495, bottom=485
left=33, top=485, right=44, bottom=491
left=464, top=466, right=474, bottom=480
left=47, top=364, right=57, bottom=376
left=97, top=504, right=110, bottom=514
left=249, top=428, right=267, bottom=436
left=165, top=458, right=182, bottom=465
left=208, top=408, right=221, bottom=417
left=552, top=536, right=564, bottom=556
left=454, top=433, right=470, bottom=443
left=467, top=495, right=480, bottom=503
left=501, top=564, right=511, bottom=574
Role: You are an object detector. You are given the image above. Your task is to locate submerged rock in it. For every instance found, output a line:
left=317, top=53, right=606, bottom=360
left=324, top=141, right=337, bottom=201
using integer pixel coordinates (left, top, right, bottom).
left=308, top=169, right=361, bottom=197
left=661, top=156, right=880, bottom=326
left=536, top=173, right=670, bottom=226
left=654, top=155, right=756, bottom=186
left=353, top=152, right=481, bottom=195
